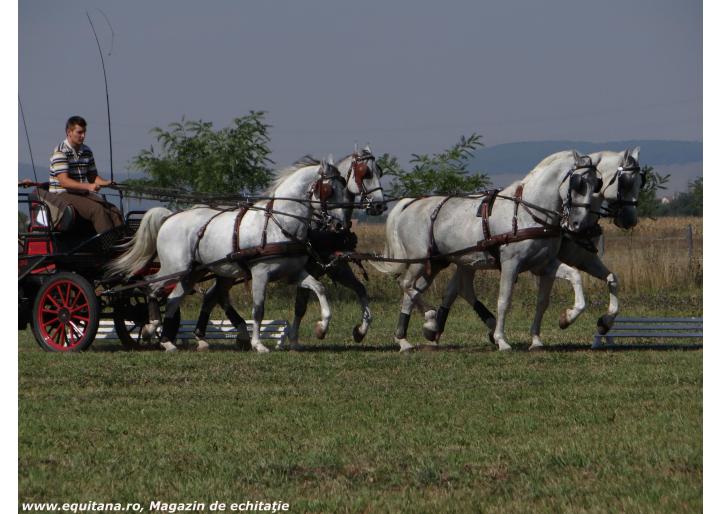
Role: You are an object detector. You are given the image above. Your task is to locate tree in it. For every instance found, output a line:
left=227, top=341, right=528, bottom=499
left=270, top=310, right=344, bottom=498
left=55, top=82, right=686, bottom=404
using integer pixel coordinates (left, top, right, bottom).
left=637, top=165, right=671, bottom=217
left=378, top=134, right=491, bottom=197
left=656, top=177, right=702, bottom=216
left=129, top=111, right=274, bottom=195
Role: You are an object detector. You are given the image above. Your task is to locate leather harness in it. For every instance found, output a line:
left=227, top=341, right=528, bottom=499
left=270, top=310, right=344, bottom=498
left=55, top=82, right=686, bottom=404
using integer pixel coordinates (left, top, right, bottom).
left=418, top=185, right=561, bottom=271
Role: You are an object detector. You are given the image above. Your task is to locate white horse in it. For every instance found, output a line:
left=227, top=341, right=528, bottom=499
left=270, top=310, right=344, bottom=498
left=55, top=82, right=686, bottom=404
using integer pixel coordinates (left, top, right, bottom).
left=371, top=151, right=602, bottom=351
left=107, top=158, right=348, bottom=352
left=192, top=146, right=386, bottom=348
left=422, top=148, right=644, bottom=348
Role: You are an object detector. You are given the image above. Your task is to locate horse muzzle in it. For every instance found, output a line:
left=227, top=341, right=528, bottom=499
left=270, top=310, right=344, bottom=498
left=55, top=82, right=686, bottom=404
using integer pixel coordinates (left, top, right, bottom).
left=613, top=207, right=638, bottom=229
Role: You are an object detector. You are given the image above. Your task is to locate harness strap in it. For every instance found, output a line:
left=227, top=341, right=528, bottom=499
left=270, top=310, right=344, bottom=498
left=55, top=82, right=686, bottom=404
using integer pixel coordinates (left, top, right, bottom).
left=512, top=185, right=523, bottom=235
left=194, top=208, right=232, bottom=261
left=261, top=199, right=275, bottom=249
left=231, top=205, right=250, bottom=254
left=424, top=196, right=454, bottom=275
left=478, top=189, right=500, bottom=241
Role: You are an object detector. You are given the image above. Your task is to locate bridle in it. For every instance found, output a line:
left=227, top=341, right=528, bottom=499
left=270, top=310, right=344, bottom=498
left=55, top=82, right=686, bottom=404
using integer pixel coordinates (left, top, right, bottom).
left=600, top=161, right=645, bottom=211
left=309, top=164, right=346, bottom=231
left=346, top=152, right=383, bottom=208
left=559, top=156, right=600, bottom=229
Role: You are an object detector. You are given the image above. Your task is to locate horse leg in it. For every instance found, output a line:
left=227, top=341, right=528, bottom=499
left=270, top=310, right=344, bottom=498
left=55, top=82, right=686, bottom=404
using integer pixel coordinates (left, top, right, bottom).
left=158, top=280, right=191, bottom=352
left=327, top=262, right=371, bottom=343
left=529, top=270, right=556, bottom=350
left=215, top=278, right=251, bottom=351
left=194, top=277, right=250, bottom=352
left=395, top=264, right=439, bottom=352
left=141, top=295, right=162, bottom=341
left=296, top=271, right=332, bottom=340
left=455, top=266, right=497, bottom=344
left=285, top=286, right=311, bottom=348
left=494, top=261, right=520, bottom=351
left=249, top=271, right=271, bottom=353
left=559, top=245, right=618, bottom=334
left=555, top=263, right=586, bottom=329
left=193, top=280, right=221, bottom=352
left=422, top=267, right=460, bottom=343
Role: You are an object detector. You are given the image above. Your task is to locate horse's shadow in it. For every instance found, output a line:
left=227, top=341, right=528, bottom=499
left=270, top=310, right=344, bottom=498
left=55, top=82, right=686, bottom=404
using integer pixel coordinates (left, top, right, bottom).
left=89, top=340, right=703, bottom=354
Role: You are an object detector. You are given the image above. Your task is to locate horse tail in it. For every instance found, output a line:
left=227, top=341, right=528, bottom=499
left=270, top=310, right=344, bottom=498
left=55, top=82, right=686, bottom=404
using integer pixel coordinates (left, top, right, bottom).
left=367, top=200, right=412, bottom=276
left=105, top=207, right=173, bottom=279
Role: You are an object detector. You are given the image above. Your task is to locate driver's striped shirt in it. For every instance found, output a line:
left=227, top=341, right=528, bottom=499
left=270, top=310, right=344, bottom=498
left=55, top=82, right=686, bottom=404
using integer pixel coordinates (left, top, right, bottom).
left=49, top=139, right=98, bottom=193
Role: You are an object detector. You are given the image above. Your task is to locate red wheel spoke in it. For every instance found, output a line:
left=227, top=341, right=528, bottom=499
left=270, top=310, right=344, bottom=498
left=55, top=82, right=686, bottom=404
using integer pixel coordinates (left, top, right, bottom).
left=45, top=293, right=62, bottom=310
left=71, top=314, right=90, bottom=323
left=71, top=301, right=89, bottom=313
left=52, top=326, right=66, bottom=347
left=69, top=289, right=86, bottom=310
left=41, top=307, right=59, bottom=315
left=64, top=283, right=72, bottom=307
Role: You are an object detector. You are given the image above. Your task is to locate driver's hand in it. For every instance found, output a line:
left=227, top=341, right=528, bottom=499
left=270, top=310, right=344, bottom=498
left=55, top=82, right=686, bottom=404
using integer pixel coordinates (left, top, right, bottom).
left=89, top=183, right=102, bottom=192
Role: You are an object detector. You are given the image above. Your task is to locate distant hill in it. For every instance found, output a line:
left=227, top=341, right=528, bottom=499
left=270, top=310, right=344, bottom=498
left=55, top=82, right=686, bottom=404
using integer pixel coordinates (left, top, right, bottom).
left=469, top=140, right=702, bottom=194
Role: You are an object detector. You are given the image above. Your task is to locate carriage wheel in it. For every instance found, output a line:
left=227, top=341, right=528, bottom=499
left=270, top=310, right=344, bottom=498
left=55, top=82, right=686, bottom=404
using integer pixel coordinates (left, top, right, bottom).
left=31, top=272, right=99, bottom=352
left=112, top=294, right=160, bottom=350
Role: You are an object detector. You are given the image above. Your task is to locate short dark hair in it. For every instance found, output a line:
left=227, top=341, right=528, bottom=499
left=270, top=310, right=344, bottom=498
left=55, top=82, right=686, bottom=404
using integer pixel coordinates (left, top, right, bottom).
left=66, top=116, right=87, bottom=132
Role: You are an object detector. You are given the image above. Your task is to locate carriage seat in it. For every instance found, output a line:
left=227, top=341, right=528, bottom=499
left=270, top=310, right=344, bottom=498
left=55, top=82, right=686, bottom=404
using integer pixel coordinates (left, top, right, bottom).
left=28, top=186, right=76, bottom=232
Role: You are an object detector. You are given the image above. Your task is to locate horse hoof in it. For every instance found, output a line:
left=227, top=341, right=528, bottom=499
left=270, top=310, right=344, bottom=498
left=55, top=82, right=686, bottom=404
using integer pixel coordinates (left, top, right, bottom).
left=529, top=343, right=544, bottom=351
left=352, top=325, right=365, bottom=343
left=422, top=327, right=438, bottom=341
left=395, top=338, right=414, bottom=352
left=253, top=343, right=270, bottom=353
left=559, top=311, right=571, bottom=330
left=597, top=316, right=611, bottom=335
left=236, top=337, right=252, bottom=351
left=487, top=331, right=495, bottom=345
left=160, top=341, right=178, bottom=353
left=196, top=340, right=210, bottom=352
left=314, top=322, right=327, bottom=340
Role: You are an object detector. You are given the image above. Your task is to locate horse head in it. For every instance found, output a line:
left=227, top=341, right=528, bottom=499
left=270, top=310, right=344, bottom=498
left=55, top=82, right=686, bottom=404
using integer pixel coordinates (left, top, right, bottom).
left=561, top=151, right=603, bottom=233
left=601, top=147, right=643, bottom=229
left=345, top=144, right=386, bottom=216
left=310, top=155, right=351, bottom=232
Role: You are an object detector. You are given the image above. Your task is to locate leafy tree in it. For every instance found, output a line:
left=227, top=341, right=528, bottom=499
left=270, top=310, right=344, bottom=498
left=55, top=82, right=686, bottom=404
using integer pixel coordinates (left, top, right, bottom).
left=657, top=177, right=702, bottom=216
left=129, top=111, right=274, bottom=195
left=637, top=165, right=671, bottom=217
left=378, top=134, right=491, bottom=197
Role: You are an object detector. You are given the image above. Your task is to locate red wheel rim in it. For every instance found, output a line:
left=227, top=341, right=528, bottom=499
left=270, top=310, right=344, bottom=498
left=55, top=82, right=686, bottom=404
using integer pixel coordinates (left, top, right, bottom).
left=36, top=280, right=92, bottom=351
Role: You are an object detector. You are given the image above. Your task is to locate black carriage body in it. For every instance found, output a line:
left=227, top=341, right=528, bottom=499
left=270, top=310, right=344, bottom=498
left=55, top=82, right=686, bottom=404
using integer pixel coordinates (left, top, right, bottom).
left=18, top=188, right=150, bottom=350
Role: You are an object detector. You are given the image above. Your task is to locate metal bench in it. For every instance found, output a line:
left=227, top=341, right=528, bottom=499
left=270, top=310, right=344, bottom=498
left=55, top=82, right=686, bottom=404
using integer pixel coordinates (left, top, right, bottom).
left=591, top=317, right=702, bottom=349
left=97, top=319, right=289, bottom=344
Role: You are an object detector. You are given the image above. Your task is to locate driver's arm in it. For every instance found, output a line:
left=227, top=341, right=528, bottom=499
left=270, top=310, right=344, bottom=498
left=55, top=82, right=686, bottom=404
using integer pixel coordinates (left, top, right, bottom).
left=56, top=173, right=101, bottom=192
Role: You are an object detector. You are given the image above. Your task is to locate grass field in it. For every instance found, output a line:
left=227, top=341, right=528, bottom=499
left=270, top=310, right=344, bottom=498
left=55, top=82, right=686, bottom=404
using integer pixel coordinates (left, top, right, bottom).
left=18, top=218, right=702, bottom=513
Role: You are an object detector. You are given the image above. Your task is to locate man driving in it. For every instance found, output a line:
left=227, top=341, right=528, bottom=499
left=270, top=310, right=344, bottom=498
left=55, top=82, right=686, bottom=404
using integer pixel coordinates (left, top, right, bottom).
left=47, top=115, right=123, bottom=233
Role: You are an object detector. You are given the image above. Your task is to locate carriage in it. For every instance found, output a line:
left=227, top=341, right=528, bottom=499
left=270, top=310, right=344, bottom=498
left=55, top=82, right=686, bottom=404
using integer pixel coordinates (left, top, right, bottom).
left=18, top=184, right=156, bottom=352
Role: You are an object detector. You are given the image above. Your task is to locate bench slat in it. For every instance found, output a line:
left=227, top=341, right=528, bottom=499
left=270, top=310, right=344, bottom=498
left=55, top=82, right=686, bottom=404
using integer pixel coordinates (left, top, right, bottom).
left=96, top=319, right=288, bottom=342
left=592, top=316, right=703, bottom=349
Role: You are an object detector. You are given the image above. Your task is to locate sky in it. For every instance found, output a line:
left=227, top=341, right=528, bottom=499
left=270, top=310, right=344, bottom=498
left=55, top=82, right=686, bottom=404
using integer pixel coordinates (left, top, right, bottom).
left=18, top=0, right=701, bottom=181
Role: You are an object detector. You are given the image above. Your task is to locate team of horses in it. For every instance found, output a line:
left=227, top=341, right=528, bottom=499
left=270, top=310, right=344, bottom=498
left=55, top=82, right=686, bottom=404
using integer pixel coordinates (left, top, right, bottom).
left=107, top=146, right=644, bottom=352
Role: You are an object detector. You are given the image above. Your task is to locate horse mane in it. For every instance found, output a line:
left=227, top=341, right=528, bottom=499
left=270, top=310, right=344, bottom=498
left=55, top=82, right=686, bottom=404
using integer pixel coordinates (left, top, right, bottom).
left=521, top=151, right=573, bottom=183
left=265, top=153, right=356, bottom=195
left=264, top=156, right=320, bottom=195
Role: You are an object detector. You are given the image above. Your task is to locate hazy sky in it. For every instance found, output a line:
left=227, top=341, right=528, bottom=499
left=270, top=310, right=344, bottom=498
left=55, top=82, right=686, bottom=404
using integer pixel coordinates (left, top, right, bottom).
left=19, top=0, right=701, bottom=180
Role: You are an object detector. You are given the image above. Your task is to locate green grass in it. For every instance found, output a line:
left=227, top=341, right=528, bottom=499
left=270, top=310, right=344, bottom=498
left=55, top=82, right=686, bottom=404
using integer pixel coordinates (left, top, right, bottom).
left=19, top=279, right=702, bottom=513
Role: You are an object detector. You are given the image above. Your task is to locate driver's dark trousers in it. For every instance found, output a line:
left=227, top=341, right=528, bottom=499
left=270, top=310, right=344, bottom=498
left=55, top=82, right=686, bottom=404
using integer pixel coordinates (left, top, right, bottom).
left=50, top=191, right=124, bottom=233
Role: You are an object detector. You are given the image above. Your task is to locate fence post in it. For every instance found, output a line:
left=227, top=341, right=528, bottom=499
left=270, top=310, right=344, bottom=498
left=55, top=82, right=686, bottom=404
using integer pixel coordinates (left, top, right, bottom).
left=686, top=224, right=694, bottom=268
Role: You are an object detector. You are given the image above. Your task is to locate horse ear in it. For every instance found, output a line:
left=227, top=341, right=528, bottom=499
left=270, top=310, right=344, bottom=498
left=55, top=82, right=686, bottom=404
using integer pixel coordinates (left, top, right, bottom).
left=572, top=150, right=582, bottom=163
left=364, top=144, right=372, bottom=154
left=327, top=154, right=335, bottom=166
left=630, top=146, right=640, bottom=161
